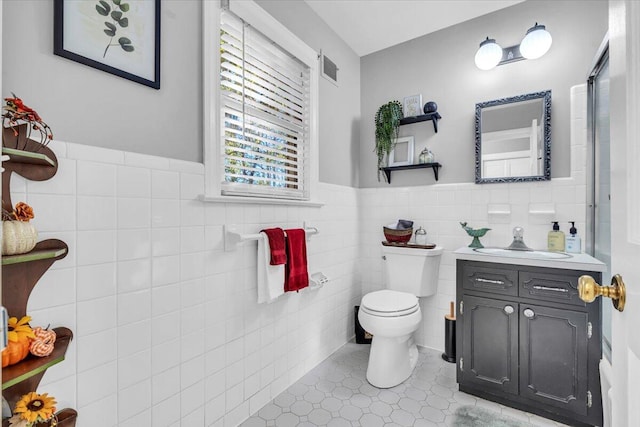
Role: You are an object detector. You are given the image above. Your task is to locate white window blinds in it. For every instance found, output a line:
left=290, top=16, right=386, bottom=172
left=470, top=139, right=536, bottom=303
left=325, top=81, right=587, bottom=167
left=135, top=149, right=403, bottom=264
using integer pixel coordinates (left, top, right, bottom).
left=220, top=10, right=311, bottom=200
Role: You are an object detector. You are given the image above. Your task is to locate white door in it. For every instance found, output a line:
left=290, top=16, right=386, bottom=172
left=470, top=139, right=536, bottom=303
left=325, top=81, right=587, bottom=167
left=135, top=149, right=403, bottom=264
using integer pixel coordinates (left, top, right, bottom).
left=608, top=1, right=640, bottom=425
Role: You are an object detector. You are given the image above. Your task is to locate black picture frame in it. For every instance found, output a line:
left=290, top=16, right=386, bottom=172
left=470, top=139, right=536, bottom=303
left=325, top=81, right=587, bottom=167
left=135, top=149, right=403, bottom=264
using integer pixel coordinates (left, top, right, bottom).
left=475, top=90, right=552, bottom=184
left=54, top=0, right=160, bottom=89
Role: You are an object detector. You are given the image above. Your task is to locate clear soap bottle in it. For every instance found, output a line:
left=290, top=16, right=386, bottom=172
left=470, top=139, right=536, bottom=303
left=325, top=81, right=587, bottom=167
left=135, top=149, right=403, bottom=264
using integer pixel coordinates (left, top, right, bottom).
left=565, top=221, right=582, bottom=253
left=548, top=221, right=565, bottom=252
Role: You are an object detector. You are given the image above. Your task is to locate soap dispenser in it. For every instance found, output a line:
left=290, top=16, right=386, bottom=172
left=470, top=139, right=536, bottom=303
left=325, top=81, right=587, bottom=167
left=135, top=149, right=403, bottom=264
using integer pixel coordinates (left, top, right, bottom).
left=548, top=221, right=565, bottom=252
left=565, top=221, right=582, bottom=253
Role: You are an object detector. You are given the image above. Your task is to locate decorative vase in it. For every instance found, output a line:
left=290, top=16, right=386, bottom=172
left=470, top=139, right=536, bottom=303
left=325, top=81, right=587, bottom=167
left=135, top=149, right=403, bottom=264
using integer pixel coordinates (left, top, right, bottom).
left=2, top=221, right=38, bottom=255
left=423, top=101, right=438, bottom=114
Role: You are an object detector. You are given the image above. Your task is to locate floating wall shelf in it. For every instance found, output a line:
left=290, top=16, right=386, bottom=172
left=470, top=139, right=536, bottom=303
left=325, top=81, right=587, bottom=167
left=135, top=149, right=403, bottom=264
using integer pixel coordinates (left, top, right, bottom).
left=2, top=147, right=56, bottom=167
left=2, top=327, right=72, bottom=390
left=380, top=162, right=442, bottom=184
left=399, top=112, right=442, bottom=133
left=2, top=247, right=68, bottom=266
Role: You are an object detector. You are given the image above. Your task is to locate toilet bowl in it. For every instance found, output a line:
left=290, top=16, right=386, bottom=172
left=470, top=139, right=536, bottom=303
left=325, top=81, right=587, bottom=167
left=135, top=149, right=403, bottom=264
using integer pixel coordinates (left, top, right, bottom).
left=359, top=245, right=443, bottom=388
left=358, top=289, right=422, bottom=388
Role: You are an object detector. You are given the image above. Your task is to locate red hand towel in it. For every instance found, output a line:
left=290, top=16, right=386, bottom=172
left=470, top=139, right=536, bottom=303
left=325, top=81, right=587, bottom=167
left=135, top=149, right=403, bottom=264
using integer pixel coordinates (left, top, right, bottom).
left=260, top=228, right=287, bottom=265
left=284, top=228, right=309, bottom=292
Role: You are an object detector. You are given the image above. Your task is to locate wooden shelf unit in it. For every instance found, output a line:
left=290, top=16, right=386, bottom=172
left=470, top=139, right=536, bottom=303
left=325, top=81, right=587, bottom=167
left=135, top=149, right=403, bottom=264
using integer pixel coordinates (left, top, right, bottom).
left=2, top=126, right=76, bottom=426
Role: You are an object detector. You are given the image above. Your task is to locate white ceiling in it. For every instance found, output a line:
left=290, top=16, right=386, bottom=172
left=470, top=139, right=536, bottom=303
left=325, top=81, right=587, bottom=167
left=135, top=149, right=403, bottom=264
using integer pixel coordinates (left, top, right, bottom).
left=304, top=0, right=525, bottom=57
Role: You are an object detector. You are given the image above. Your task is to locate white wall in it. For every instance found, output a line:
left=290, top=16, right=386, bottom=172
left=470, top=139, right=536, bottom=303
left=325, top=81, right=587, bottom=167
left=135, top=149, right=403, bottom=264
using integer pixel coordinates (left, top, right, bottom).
left=19, top=142, right=361, bottom=427
left=1, top=1, right=202, bottom=162
left=359, top=0, right=607, bottom=187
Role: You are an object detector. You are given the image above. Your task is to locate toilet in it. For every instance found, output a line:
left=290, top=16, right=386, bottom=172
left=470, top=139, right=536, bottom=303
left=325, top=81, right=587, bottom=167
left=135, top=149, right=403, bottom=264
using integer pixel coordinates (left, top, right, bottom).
left=358, top=245, right=443, bottom=388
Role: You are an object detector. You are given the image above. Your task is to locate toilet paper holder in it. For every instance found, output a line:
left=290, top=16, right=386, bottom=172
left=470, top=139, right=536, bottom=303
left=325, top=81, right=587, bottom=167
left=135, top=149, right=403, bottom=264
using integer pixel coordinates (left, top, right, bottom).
left=309, top=272, right=329, bottom=289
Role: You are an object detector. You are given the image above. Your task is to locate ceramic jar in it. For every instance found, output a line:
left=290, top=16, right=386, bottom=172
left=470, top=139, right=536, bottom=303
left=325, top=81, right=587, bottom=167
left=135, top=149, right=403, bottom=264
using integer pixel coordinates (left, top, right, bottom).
left=2, top=221, right=37, bottom=255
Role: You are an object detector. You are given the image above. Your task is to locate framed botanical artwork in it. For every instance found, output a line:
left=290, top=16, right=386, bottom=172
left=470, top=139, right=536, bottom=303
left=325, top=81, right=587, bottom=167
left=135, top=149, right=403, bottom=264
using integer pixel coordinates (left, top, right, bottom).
left=389, top=136, right=415, bottom=167
left=403, top=94, right=422, bottom=118
left=54, top=0, right=161, bottom=89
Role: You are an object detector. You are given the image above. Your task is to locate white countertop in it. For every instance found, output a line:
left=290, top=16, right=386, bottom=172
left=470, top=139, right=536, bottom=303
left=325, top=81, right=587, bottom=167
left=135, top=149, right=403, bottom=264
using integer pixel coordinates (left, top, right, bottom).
left=453, top=247, right=607, bottom=272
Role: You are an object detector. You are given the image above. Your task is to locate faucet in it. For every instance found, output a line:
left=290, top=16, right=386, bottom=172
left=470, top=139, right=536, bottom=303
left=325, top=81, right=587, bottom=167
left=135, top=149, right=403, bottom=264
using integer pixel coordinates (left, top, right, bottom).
left=507, top=226, right=532, bottom=251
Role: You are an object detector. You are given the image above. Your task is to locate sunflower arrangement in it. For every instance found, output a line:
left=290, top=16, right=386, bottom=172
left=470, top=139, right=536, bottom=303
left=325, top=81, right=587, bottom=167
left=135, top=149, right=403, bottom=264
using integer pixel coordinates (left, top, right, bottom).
left=7, top=316, right=35, bottom=342
left=8, top=392, right=57, bottom=427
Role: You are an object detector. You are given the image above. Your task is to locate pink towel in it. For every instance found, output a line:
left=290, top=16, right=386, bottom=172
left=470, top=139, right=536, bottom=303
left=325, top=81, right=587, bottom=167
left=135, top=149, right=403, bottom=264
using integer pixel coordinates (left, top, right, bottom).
left=260, top=228, right=287, bottom=265
left=284, top=228, right=309, bottom=292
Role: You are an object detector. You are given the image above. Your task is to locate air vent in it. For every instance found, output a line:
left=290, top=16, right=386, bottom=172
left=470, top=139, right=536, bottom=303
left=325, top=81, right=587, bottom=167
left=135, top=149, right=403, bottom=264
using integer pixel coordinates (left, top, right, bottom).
left=321, top=51, right=338, bottom=86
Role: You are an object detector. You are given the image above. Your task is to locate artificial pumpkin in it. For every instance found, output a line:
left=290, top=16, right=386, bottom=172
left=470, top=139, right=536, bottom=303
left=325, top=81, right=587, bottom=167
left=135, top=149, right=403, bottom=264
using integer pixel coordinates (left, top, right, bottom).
left=2, top=316, right=35, bottom=368
left=2, top=339, right=31, bottom=368
left=2, top=220, right=37, bottom=255
left=30, top=327, right=56, bottom=357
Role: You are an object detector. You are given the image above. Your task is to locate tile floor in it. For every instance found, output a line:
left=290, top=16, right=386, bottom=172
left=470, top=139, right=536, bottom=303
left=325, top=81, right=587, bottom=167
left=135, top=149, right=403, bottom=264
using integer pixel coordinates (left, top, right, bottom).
left=241, top=343, right=569, bottom=427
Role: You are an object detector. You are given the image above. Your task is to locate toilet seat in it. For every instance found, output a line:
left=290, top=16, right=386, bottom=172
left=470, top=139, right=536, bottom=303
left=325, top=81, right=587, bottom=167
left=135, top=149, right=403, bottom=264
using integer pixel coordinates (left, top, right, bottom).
left=361, top=290, right=419, bottom=317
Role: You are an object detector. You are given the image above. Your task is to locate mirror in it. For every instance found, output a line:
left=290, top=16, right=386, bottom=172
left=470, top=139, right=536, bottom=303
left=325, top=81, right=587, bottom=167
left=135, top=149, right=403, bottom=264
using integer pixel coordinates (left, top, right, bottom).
left=475, top=90, right=551, bottom=183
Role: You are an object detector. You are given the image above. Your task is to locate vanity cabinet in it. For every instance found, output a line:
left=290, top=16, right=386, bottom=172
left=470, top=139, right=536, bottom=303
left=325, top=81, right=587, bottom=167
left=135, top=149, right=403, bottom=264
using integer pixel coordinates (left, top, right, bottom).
left=456, top=259, right=602, bottom=427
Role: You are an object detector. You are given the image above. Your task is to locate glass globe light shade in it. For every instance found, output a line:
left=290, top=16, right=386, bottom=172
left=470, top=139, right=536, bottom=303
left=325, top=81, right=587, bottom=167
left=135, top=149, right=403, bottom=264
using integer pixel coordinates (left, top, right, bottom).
left=520, top=23, right=552, bottom=59
left=475, top=37, right=503, bottom=70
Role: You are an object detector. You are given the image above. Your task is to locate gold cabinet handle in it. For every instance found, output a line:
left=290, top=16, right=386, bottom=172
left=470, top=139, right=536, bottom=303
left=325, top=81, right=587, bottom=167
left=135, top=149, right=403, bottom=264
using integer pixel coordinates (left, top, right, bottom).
left=578, top=274, right=626, bottom=312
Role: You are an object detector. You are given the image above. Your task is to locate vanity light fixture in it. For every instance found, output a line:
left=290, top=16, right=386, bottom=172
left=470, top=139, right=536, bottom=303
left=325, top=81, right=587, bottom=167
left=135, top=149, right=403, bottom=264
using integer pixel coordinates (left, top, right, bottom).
left=475, top=22, right=552, bottom=70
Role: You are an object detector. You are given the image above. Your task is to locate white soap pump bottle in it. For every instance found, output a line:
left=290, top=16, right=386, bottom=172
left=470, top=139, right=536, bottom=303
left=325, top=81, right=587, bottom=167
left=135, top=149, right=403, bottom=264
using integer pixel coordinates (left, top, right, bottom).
left=565, top=221, right=582, bottom=253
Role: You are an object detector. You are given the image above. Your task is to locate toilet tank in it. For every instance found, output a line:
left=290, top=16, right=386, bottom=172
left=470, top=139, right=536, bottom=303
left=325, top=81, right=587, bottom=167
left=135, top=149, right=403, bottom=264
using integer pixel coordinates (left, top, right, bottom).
left=382, top=245, right=443, bottom=296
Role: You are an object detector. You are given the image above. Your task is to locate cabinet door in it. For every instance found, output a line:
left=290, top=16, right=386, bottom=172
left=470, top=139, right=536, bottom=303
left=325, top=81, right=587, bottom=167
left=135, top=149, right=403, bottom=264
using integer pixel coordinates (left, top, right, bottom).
left=519, top=304, right=589, bottom=416
left=461, top=296, right=518, bottom=394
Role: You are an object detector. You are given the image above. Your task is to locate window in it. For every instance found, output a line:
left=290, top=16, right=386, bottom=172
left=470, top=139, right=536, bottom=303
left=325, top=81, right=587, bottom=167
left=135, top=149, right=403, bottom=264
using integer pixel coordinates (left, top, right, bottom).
left=204, top=0, right=319, bottom=203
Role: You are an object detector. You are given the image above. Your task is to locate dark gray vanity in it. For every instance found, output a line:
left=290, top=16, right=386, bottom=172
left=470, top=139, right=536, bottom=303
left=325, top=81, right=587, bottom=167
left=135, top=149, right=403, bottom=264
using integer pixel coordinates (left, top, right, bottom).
left=454, top=248, right=605, bottom=427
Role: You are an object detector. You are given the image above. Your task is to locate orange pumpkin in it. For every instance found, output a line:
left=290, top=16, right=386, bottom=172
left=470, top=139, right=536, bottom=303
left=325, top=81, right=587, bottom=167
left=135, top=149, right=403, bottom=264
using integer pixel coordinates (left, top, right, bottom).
left=2, top=315, right=35, bottom=367
left=2, top=338, right=31, bottom=367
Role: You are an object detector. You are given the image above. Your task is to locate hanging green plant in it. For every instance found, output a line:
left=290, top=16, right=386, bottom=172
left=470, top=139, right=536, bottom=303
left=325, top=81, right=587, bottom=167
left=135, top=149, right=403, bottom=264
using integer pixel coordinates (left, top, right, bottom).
left=374, top=100, right=404, bottom=181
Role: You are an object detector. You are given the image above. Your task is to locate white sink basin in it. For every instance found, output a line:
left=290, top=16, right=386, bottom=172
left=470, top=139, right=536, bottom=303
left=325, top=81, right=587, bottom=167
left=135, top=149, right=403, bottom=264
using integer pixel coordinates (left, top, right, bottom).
left=473, top=247, right=573, bottom=260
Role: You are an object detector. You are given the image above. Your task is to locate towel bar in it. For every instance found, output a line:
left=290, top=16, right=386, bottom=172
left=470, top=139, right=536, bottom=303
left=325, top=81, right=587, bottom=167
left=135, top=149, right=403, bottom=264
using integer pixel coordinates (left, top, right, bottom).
left=224, top=223, right=319, bottom=251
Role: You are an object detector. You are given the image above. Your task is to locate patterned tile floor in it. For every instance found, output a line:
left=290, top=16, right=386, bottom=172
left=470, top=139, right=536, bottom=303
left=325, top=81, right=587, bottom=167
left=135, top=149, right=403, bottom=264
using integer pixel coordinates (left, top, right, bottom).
left=241, top=343, right=569, bottom=427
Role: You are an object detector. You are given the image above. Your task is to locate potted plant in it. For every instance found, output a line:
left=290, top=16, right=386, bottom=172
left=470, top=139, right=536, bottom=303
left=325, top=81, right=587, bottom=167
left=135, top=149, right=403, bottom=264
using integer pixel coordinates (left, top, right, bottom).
left=374, top=100, right=403, bottom=181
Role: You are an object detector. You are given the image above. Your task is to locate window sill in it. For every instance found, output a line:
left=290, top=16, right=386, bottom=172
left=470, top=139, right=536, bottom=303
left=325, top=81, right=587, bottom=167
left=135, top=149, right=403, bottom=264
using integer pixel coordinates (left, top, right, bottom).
left=199, top=194, right=324, bottom=207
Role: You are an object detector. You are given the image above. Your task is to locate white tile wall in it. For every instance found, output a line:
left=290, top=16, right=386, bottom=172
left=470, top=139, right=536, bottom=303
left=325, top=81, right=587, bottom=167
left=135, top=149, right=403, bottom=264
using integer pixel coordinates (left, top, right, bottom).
left=22, top=141, right=360, bottom=426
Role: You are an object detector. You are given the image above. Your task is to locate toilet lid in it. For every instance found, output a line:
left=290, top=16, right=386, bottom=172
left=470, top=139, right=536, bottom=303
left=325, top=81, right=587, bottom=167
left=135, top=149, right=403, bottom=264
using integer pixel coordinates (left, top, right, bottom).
left=361, top=290, right=419, bottom=316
